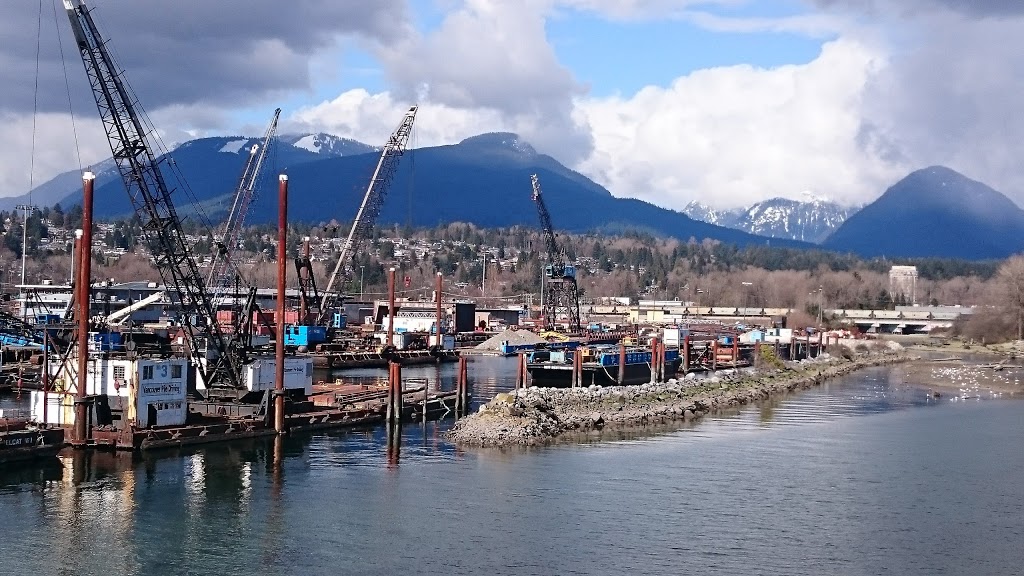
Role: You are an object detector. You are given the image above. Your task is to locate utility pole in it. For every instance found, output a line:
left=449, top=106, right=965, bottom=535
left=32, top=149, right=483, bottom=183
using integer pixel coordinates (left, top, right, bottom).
left=818, top=285, right=823, bottom=328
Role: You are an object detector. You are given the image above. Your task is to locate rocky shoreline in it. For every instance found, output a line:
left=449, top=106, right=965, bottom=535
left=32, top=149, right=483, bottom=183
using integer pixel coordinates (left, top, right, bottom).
left=447, top=348, right=915, bottom=447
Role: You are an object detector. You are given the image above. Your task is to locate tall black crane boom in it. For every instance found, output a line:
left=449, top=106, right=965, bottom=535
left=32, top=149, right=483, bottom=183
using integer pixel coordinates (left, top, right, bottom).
left=531, top=174, right=563, bottom=276
left=317, top=106, right=418, bottom=323
left=207, top=108, right=281, bottom=296
left=64, top=0, right=244, bottom=390
left=529, top=174, right=581, bottom=332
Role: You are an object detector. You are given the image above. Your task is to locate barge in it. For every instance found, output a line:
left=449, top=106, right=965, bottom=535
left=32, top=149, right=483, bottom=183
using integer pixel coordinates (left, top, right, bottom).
left=0, top=418, right=64, bottom=463
left=527, top=345, right=682, bottom=387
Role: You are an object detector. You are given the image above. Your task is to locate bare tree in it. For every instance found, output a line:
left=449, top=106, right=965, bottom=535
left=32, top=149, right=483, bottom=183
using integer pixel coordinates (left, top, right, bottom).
left=996, top=255, right=1024, bottom=340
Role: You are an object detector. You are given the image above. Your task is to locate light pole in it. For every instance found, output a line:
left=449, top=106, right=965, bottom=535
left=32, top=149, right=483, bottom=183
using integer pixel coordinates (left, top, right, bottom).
left=741, top=281, right=753, bottom=326
left=72, top=228, right=84, bottom=286
left=16, top=204, right=36, bottom=291
left=818, top=285, right=823, bottom=328
left=359, top=265, right=365, bottom=301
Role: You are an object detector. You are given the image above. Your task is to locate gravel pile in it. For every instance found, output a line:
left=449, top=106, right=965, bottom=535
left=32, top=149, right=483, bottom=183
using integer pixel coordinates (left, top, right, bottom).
left=474, top=330, right=547, bottom=351
left=448, top=347, right=913, bottom=447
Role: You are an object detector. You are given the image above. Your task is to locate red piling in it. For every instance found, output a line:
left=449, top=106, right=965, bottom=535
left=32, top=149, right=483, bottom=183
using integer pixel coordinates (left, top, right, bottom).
left=617, top=343, right=626, bottom=385
left=73, top=171, right=95, bottom=447
left=456, top=356, right=469, bottom=414
left=387, top=361, right=403, bottom=425
left=650, top=337, right=660, bottom=383
left=387, top=268, right=397, bottom=349
left=682, top=335, right=690, bottom=374
left=42, top=330, right=49, bottom=427
left=435, top=272, right=444, bottom=348
left=274, top=174, right=288, bottom=434
left=515, top=352, right=525, bottom=391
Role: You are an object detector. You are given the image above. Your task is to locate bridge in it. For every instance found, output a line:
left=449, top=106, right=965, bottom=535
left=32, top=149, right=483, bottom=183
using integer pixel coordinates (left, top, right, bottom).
left=585, top=301, right=972, bottom=334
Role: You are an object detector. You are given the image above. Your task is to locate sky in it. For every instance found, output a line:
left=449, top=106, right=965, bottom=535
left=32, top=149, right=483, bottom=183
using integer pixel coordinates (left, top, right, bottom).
left=1, top=0, right=1023, bottom=211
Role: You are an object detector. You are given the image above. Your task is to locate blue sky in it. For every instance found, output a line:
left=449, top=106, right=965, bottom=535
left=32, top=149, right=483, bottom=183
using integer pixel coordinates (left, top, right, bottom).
left=258, top=0, right=832, bottom=125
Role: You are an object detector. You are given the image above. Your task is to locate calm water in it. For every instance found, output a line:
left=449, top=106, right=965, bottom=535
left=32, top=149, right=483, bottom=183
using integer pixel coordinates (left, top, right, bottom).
left=1, top=357, right=1022, bottom=575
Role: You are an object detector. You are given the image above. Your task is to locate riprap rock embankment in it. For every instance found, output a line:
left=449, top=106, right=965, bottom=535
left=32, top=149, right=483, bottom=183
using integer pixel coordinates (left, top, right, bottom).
left=447, top=349, right=912, bottom=447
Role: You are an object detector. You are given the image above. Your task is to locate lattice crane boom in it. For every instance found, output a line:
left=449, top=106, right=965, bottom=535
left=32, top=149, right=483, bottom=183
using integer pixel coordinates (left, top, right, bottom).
left=317, top=106, right=418, bottom=323
left=64, top=0, right=244, bottom=390
left=529, top=174, right=581, bottom=332
left=531, top=174, right=565, bottom=276
left=207, top=108, right=281, bottom=295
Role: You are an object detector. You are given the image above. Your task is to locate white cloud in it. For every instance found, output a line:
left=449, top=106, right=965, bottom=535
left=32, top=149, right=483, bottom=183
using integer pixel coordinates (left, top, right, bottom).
left=372, top=0, right=593, bottom=164
left=575, top=38, right=903, bottom=210
left=285, top=89, right=507, bottom=148
left=0, top=112, right=108, bottom=199
left=835, top=10, right=1024, bottom=204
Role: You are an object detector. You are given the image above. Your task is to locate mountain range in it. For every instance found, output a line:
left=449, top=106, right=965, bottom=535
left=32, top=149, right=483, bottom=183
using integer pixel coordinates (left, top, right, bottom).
left=6, top=132, right=809, bottom=250
left=683, top=197, right=854, bottom=243
left=6, top=129, right=1023, bottom=260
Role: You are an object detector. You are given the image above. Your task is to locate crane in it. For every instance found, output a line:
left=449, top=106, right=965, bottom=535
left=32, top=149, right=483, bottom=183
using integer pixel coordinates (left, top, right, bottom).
left=316, top=106, right=418, bottom=325
left=530, top=174, right=581, bottom=332
left=64, top=0, right=246, bottom=394
left=206, top=108, right=281, bottom=298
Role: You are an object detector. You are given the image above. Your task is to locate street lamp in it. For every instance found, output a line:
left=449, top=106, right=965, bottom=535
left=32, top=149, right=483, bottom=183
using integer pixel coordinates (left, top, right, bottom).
left=359, top=265, right=365, bottom=301
left=809, top=286, right=823, bottom=328
left=741, top=281, right=753, bottom=326
left=817, top=285, right=823, bottom=327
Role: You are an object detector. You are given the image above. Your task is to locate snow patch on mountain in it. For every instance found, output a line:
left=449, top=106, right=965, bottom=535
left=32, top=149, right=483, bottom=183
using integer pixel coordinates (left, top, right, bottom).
left=279, top=133, right=378, bottom=157
left=218, top=139, right=249, bottom=154
left=684, top=197, right=855, bottom=243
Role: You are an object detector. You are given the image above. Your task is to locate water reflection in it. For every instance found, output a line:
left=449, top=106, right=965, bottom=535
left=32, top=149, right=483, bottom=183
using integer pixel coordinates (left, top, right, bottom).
left=1, top=360, right=1022, bottom=576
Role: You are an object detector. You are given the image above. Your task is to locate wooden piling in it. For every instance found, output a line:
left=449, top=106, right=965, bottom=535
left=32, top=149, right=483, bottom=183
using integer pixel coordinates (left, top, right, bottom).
left=711, top=339, right=718, bottom=371
left=456, top=356, right=469, bottom=415
left=42, top=330, right=49, bottom=427
left=387, top=361, right=403, bottom=426
left=274, top=174, right=287, bottom=434
left=435, top=272, right=444, bottom=349
left=387, top=268, right=397, bottom=349
left=515, top=352, right=526, bottom=391
left=732, top=337, right=739, bottom=369
left=650, top=337, right=659, bottom=383
left=818, top=331, right=823, bottom=355
left=682, top=335, right=690, bottom=374
left=74, top=171, right=95, bottom=448
left=617, top=343, right=626, bottom=385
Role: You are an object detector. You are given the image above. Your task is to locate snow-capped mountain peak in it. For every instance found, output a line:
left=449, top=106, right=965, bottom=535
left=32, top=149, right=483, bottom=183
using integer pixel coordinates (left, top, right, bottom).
left=683, top=197, right=854, bottom=243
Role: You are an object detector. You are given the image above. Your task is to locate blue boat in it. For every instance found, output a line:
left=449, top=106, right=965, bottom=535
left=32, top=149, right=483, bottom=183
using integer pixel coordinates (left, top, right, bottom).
left=526, top=344, right=681, bottom=387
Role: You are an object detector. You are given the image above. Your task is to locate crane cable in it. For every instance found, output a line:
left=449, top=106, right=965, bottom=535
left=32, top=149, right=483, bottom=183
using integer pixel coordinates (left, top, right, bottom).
left=51, top=0, right=84, bottom=173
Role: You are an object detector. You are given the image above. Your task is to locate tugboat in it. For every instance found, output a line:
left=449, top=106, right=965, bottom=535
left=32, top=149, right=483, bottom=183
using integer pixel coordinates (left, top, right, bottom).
left=0, top=416, right=64, bottom=464
left=526, top=344, right=682, bottom=387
